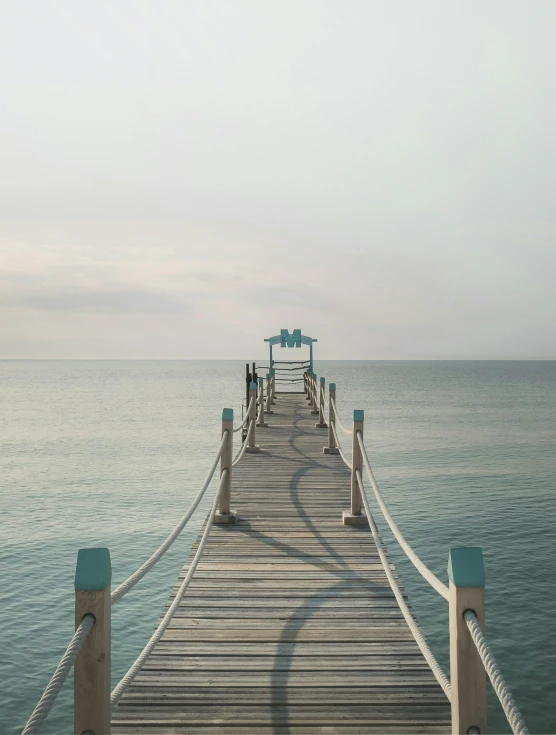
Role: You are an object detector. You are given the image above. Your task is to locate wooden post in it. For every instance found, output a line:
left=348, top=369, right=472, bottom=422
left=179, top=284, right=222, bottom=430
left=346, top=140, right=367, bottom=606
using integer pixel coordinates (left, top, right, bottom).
left=324, top=383, right=339, bottom=454
left=266, top=373, right=274, bottom=414
left=316, top=376, right=327, bottom=428
left=246, top=381, right=260, bottom=453
left=257, top=376, right=268, bottom=427
left=448, top=548, right=487, bottom=735
left=342, top=410, right=367, bottom=525
left=271, top=368, right=276, bottom=404
left=303, top=372, right=308, bottom=394
left=306, top=371, right=312, bottom=403
left=311, top=373, right=319, bottom=414
left=74, top=547, right=111, bottom=735
left=215, top=408, right=236, bottom=523
left=245, top=363, right=251, bottom=416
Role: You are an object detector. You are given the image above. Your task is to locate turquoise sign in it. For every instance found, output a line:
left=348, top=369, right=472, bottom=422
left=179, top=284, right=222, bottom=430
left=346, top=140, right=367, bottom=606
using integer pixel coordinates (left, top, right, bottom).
left=280, top=329, right=302, bottom=348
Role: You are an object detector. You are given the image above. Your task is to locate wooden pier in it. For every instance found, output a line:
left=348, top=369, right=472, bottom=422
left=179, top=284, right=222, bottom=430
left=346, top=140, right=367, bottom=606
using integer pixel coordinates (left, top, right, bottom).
left=23, top=331, right=528, bottom=735
left=111, top=392, right=450, bottom=733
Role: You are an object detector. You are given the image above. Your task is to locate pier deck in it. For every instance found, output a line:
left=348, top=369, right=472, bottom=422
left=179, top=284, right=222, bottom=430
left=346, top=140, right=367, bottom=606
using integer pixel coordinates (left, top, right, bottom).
left=112, top=392, right=450, bottom=733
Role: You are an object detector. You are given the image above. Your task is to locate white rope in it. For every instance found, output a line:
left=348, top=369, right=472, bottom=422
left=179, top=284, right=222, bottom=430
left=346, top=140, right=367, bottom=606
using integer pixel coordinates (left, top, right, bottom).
left=233, top=396, right=254, bottom=433
left=21, top=614, right=95, bottom=735
left=464, top=611, right=529, bottom=735
left=356, top=470, right=452, bottom=700
left=232, top=420, right=253, bottom=467
left=330, top=398, right=351, bottom=435
left=331, top=422, right=352, bottom=469
left=111, top=431, right=229, bottom=604
left=111, top=470, right=226, bottom=709
left=357, top=432, right=449, bottom=601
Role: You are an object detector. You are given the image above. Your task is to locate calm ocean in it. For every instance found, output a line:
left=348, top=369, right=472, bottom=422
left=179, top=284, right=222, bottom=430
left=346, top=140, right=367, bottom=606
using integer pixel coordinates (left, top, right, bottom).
left=1, top=360, right=554, bottom=734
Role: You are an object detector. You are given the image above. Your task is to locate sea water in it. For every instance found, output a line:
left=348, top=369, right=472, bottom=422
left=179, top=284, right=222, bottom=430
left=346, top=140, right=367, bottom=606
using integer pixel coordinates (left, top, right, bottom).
left=1, top=360, right=554, bottom=734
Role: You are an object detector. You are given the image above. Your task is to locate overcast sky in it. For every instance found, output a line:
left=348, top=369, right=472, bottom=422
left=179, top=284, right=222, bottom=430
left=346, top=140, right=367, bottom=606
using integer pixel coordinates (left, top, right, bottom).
left=1, top=1, right=555, bottom=359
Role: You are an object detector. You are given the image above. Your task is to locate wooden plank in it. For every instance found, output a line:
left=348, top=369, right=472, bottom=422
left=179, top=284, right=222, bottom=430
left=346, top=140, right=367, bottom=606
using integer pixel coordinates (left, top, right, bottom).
left=112, top=393, right=449, bottom=733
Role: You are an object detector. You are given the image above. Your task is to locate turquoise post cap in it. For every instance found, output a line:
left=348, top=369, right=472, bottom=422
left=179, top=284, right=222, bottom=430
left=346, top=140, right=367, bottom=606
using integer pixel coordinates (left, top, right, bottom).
left=354, top=409, right=364, bottom=422
left=249, top=382, right=257, bottom=390
left=330, top=383, right=336, bottom=391
left=258, top=377, right=263, bottom=385
left=222, top=408, right=234, bottom=421
left=266, top=373, right=271, bottom=379
left=270, top=368, right=275, bottom=375
left=448, top=547, right=485, bottom=588
left=313, top=372, right=317, bottom=379
left=320, top=377, right=325, bottom=384
left=75, top=548, right=111, bottom=591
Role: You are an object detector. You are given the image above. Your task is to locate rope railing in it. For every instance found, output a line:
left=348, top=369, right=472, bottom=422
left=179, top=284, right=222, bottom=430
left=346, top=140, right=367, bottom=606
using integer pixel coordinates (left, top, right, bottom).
left=324, top=379, right=529, bottom=735
left=232, top=419, right=254, bottom=467
left=21, top=614, right=95, bottom=735
left=356, top=431, right=449, bottom=601
left=356, top=469, right=452, bottom=699
left=111, top=430, right=229, bottom=604
left=330, top=422, right=352, bottom=469
left=233, top=396, right=254, bottom=433
left=110, top=469, right=226, bottom=708
left=330, top=398, right=352, bottom=435
left=464, top=611, right=529, bottom=735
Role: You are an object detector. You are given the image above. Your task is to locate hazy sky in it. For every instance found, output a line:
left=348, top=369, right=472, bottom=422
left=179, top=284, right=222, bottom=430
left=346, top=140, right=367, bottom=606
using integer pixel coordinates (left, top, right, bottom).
left=1, top=1, right=555, bottom=359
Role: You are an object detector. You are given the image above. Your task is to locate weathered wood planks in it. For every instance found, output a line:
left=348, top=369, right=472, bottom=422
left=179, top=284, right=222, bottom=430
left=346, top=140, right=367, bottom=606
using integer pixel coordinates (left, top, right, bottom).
left=111, top=393, right=449, bottom=733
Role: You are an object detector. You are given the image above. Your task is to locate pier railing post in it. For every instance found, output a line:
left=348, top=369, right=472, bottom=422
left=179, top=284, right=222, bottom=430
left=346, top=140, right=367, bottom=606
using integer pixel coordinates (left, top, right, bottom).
left=74, top=547, right=111, bottom=735
left=266, top=372, right=274, bottom=414
left=311, top=373, right=319, bottom=414
left=215, top=408, right=236, bottom=523
left=316, top=377, right=327, bottom=428
left=257, top=376, right=268, bottom=427
left=342, top=410, right=367, bottom=525
left=246, top=381, right=260, bottom=453
left=306, top=371, right=312, bottom=403
left=324, top=383, right=339, bottom=454
left=448, top=547, right=487, bottom=735
left=271, top=368, right=276, bottom=404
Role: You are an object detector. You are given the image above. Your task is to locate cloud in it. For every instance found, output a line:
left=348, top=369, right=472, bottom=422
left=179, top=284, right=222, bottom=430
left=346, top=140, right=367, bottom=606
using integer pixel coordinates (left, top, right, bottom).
left=2, top=286, right=189, bottom=314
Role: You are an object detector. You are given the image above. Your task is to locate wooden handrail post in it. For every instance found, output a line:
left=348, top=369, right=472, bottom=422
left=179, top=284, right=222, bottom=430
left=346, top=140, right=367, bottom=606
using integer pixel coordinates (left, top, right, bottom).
left=316, top=376, right=327, bottom=428
left=306, top=370, right=312, bottom=403
left=215, top=408, right=237, bottom=523
left=311, top=373, right=319, bottom=414
left=324, top=383, right=339, bottom=454
left=74, top=547, right=111, bottom=735
left=257, top=377, right=268, bottom=427
left=246, top=382, right=260, bottom=453
left=342, top=410, right=367, bottom=525
left=270, top=368, right=276, bottom=404
left=265, top=373, right=274, bottom=414
left=303, top=371, right=308, bottom=394
left=448, top=547, right=487, bottom=735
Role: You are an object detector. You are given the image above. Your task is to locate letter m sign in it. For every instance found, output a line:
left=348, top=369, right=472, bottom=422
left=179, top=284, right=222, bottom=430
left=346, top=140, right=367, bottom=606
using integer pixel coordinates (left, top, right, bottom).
left=281, top=329, right=302, bottom=348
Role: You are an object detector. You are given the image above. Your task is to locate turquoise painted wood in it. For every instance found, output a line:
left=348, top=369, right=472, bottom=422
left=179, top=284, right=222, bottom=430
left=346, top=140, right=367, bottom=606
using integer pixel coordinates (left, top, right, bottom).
left=280, top=329, right=302, bottom=348
left=264, top=329, right=318, bottom=374
left=354, top=409, right=364, bottom=423
left=222, top=408, right=234, bottom=422
left=75, top=548, right=111, bottom=591
left=448, top=547, right=485, bottom=588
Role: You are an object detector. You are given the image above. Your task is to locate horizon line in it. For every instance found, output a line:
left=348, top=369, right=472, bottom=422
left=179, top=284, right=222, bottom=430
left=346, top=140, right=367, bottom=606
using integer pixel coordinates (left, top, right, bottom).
left=2, top=357, right=556, bottom=362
